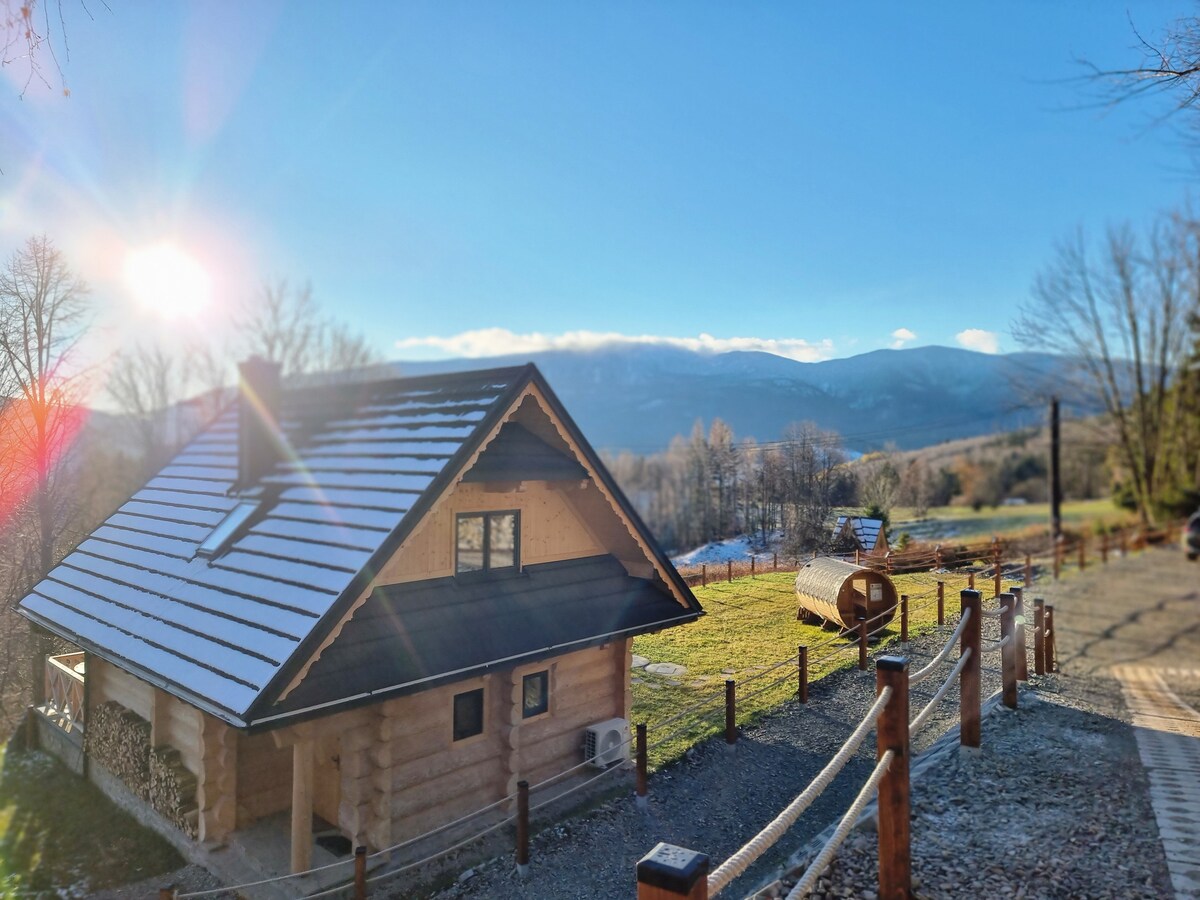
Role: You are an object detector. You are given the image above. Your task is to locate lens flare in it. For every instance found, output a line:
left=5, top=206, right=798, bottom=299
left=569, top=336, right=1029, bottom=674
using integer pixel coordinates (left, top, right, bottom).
left=124, top=243, right=212, bottom=319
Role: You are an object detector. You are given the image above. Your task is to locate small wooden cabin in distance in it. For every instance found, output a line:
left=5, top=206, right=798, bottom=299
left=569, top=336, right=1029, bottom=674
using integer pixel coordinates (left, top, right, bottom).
left=18, top=359, right=703, bottom=875
left=795, top=557, right=897, bottom=632
left=831, top=515, right=889, bottom=557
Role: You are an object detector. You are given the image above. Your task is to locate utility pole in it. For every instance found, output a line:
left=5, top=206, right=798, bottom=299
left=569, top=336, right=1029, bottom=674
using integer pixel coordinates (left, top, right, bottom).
left=1050, top=396, right=1062, bottom=539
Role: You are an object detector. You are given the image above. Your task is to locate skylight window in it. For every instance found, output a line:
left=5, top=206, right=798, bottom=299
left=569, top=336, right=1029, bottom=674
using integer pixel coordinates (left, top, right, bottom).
left=196, top=500, right=260, bottom=559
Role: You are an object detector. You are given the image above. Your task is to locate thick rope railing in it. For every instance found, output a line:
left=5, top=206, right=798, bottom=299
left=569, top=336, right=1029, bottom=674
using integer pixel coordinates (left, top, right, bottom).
left=782, top=749, right=896, bottom=900
left=981, top=634, right=1012, bottom=655
left=704, top=687, right=893, bottom=896
left=909, top=609, right=971, bottom=686
left=910, top=649, right=972, bottom=736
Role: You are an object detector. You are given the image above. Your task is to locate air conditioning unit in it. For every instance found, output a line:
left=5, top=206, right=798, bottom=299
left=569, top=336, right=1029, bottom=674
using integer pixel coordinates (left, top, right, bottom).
left=583, top=718, right=631, bottom=768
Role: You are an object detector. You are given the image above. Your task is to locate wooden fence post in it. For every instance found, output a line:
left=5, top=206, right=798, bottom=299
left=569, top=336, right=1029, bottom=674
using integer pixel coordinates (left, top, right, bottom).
left=936, top=581, right=945, bottom=627
left=900, top=594, right=909, bottom=643
left=1053, top=535, right=1063, bottom=580
left=1024, top=553, right=1032, bottom=589
left=855, top=548, right=861, bottom=566
left=701, top=564, right=707, bottom=588
left=992, top=536, right=1002, bottom=598
left=934, top=544, right=943, bottom=570
left=885, top=551, right=893, bottom=576
left=857, top=615, right=868, bottom=671
left=158, top=888, right=176, bottom=900
left=968, top=572, right=975, bottom=590
left=636, top=723, right=648, bottom=811
left=1033, top=598, right=1046, bottom=676
left=999, top=593, right=1018, bottom=710
left=637, top=843, right=709, bottom=900
left=876, top=656, right=911, bottom=900
left=516, top=779, right=530, bottom=876
left=1011, top=586, right=1028, bottom=681
left=960, top=589, right=982, bottom=749
left=751, top=556, right=756, bottom=578
left=1045, top=605, right=1057, bottom=673
left=798, top=645, right=808, bottom=704
left=1078, top=538, right=1086, bottom=571
left=773, top=552, right=778, bottom=571
left=725, top=680, right=736, bottom=746
left=726, top=561, right=732, bottom=583
left=354, top=846, right=367, bottom=900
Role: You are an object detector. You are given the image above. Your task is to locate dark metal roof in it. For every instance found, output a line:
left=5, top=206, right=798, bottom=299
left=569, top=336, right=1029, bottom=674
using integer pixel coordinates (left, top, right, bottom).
left=461, top=422, right=587, bottom=483
left=17, top=363, right=702, bottom=729
left=834, top=516, right=885, bottom=551
left=267, top=554, right=697, bottom=724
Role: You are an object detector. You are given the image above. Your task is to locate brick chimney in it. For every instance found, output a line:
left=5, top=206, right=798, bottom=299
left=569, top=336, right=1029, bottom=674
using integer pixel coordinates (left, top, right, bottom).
left=237, top=356, right=283, bottom=489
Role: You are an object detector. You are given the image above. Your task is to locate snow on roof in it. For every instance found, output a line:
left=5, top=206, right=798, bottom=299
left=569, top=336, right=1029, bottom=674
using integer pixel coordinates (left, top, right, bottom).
left=18, top=366, right=529, bottom=725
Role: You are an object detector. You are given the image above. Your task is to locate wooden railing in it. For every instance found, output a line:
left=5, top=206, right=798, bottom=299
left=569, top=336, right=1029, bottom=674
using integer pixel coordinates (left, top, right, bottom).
left=45, top=651, right=85, bottom=731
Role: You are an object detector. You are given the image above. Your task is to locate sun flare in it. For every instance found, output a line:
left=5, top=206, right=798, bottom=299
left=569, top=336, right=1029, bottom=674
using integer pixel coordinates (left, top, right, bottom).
left=124, top=243, right=212, bottom=319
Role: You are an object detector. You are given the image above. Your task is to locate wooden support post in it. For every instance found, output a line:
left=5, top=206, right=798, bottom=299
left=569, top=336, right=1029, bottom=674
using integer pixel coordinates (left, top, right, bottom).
left=876, top=657, right=911, bottom=900
left=1054, top=535, right=1063, bottom=580
left=934, top=544, right=943, bottom=570
left=855, top=548, right=861, bottom=566
left=701, top=564, right=707, bottom=587
left=968, top=572, right=975, bottom=590
left=1045, top=605, right=1057, bottom=673
left=900, top=594, right=909, bottom=643
left=637, top=843, right=709, bottom=899
left=750, top=556, right=756, bottom=578
left=1101, top=532, right=1109, bottom=564
left=726, top=561, right=732, bottom=583
left=773, top=552, right=778, bottom=571
left=999, top=593, right=1018, bottom=710
left=1078, top=538, right=1086, bottom=571
left=857, top=615, right=868, bottom=671
left=937, top=581, right=945, bottom=627
left=724, top=680, right=736, bottom=745
left=960, top=590, right=982, bottom=749
left=516, top=780, right=530, bottom=876
left=636, top=723, right=648, bottom=810
left=798, top=645, right=808, bottom=704
left=158, top=887, right=176, bottom=900
left=1024, top=554, right=1032, bottom=589
left=354, top=846, right=367, bottom=900
left=1011, top=587, right=1028, bottom=682
left=1033, top=598, right=1046, bottom=676
left=291, top=737, right=314, bottom=874
left=885, top=551, right=893, bottom=576
left=992, top=537, right=1002, bottom=598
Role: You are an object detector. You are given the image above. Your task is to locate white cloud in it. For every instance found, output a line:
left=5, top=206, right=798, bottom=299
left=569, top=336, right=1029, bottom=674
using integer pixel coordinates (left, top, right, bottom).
left=955, top=328, right=1000, bottom=354
left=395, top=328, right=835, bottom=363
left=890, top=327, right=916, bottom=349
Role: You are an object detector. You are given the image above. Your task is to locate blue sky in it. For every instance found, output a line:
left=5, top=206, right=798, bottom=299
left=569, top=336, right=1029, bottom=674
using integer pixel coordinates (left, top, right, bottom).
left=2, top=2, right=1195, bottom=365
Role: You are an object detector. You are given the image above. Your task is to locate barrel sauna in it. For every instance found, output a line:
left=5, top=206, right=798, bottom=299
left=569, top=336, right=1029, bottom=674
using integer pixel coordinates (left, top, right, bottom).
left=795, top=557, right=898, bottom=631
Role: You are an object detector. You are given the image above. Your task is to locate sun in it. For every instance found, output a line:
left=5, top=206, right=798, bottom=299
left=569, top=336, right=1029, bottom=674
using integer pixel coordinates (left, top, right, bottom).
left=124, top=243, right=212, bottom=319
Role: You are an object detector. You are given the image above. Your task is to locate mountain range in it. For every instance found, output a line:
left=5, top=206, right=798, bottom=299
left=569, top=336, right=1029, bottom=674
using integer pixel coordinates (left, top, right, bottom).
left=385, top=344, right=1081, bottom=453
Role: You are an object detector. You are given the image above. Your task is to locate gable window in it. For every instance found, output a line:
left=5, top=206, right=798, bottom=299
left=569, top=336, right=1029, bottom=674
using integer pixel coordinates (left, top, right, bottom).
left=456, top=511, right=519, bottom=575
left=453, top=688, right=485, bottom=741
left=522, top=670, right=549, bottom=719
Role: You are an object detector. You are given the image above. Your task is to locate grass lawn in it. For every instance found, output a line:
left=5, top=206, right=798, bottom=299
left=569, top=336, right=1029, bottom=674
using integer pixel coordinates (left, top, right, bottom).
left=891, top=498, right=1134, bottom=543
left=0, top=743, right=182, bottom=896
left=631, top=569, right=984, bottom=769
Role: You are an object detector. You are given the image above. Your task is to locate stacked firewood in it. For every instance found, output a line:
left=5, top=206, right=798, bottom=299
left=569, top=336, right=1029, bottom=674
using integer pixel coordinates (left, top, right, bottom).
left=86, top=701, right=151, bottom=797
left=150, top=746, right=199, bottom=838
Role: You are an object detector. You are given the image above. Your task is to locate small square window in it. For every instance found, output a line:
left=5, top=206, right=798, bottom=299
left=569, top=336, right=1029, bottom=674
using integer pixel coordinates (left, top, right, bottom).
left=453, top=688, right=484, bottom=741
left=522, top=671, right=549, bottom=719
left=456, top=511, right=519, bottom=574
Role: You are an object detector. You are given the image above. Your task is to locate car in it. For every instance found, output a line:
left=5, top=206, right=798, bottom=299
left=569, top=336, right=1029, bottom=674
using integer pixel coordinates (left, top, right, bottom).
left=1186, top=510, right=1200, bottom=561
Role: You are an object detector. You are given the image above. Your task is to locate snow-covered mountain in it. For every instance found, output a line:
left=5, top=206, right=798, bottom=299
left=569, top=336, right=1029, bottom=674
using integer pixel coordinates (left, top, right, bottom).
left=387, top=344, right=1081, bottom=452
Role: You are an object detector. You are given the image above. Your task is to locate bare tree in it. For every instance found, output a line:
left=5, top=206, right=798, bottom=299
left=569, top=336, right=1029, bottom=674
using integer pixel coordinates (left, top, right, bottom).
left=1014, top=213, right=1195, bottom=526
left=105, top=343, right=193, bottom=470
left=1082, top=14, right=1200, bottom=120
left=0, top=235, right=90, bottom=573
left=2, top=0, right=100, bottom=98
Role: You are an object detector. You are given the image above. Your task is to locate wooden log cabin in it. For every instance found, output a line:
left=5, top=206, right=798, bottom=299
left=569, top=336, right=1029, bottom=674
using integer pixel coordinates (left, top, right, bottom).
left=18, top=360, right=702, bottom=874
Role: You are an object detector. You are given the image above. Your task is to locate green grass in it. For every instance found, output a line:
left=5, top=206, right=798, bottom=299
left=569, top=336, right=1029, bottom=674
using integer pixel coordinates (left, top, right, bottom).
left=631, top=569, right=982, bottom=769
left=891, top=499, right=1134, bottom=543
left=0, top=743, right=182, bottom=897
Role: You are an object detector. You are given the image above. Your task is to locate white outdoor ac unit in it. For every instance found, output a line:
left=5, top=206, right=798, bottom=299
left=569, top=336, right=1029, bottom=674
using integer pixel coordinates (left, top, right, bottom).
left=583, top=718, right=631, bottom=768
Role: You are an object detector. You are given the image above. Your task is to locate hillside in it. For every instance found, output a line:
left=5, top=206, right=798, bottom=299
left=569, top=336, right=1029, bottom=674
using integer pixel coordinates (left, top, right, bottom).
left=387, top=344, right=1090, bottom=452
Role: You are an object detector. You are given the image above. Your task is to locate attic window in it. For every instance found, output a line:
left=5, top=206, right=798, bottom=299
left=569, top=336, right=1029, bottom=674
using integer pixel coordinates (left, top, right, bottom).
left=196, top=500, right=260, bottom=558
left=455, top=511, right=519, bottom=575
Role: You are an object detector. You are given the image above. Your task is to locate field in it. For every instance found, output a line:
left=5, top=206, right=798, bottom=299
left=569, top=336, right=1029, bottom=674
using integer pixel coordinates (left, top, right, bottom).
left=0, top=744, right=181, bottom=896
left=891, top=498, right=1133, bottom=544
left=631, top=568, right=984, bottom=769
